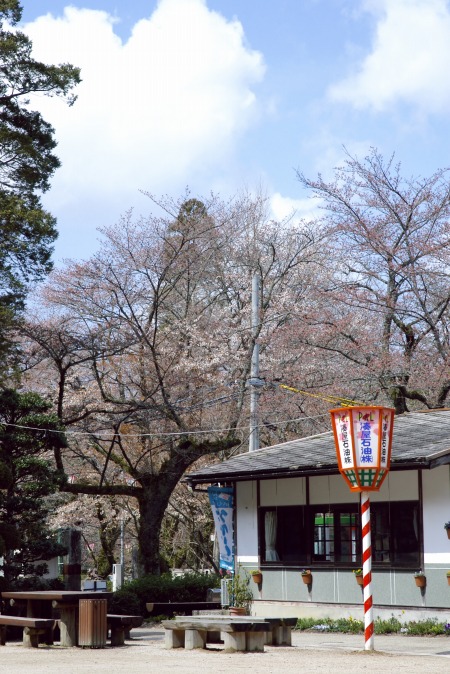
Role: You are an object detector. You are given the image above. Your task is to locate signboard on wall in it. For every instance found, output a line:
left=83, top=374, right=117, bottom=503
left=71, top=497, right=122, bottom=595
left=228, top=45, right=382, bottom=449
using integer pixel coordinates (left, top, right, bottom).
left=207, top=486, right=234, bottom=571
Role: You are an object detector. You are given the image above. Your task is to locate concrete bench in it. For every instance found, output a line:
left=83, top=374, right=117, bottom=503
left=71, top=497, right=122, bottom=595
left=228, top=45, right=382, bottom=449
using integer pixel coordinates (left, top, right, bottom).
left=0, top=615, right=56, bottom=648
left=107, top=614, right=143, bottom=646
left=146, top=601, right=220, bottom=616
left=175, top=614, right=297, bottom=646
left=162, top=616, right=271, bottom=652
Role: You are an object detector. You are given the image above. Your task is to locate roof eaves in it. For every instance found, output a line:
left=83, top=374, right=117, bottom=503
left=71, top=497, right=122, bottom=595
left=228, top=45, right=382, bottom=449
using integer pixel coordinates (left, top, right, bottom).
left=184, top=457, right=441, bottom=487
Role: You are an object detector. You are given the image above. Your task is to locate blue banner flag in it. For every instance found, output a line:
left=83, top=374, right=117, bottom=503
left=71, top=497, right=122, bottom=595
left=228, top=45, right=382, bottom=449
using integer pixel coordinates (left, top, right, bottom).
left=207, top=486, right=234, bottom=571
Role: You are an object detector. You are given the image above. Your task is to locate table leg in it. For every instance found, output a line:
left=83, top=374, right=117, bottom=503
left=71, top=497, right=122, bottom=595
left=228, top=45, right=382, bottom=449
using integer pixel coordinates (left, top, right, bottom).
left=222, top=632, right=246, bottom=651
left=59, top=606, right=78, bottom=647
left=280, top=626, right=292, bottom=646
left=25, top=600, right=53, bottom=647
left=246, top=631, right=265, bottom=652
left=185, top=629, right=206, bottom=649
left=165, top=629, right=184, bottom=649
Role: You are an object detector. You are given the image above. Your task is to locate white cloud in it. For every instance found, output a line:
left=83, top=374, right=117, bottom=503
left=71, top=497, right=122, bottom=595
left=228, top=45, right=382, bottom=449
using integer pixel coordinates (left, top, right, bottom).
left=270, top=192, right=319, bottom=223
left=23, top=0, right=265, bottom=209
left=329, top=0, right=450, bottom=112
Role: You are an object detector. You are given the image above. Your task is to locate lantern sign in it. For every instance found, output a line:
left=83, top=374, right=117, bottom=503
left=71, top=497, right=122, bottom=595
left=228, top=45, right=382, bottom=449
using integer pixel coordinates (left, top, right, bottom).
left=330, top=406, right=395, bottom=492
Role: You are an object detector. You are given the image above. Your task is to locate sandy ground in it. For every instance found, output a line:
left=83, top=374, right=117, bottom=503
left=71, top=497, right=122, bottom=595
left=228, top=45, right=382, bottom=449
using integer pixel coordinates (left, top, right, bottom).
left=0, top=626, right=450, bottom=674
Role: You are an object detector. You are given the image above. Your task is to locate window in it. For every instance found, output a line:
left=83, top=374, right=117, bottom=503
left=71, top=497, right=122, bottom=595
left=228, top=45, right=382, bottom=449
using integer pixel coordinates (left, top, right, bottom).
left=371, top=501, right=419, bottom=565
left=260, top=506, right=307, bottom=564
left=312, top=508, right=359, bottom=563
left=259, top=500, right=420, bottom=568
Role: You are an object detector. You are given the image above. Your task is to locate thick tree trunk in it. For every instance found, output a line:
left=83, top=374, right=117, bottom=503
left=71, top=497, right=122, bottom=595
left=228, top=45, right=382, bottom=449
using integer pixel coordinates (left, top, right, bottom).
left=137, top=481, right=174, bottom=575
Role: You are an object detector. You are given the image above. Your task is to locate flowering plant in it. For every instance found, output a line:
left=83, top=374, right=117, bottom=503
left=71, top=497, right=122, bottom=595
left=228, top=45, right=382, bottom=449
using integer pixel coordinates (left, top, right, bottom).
left=444, top=522, right=450, bottom=530
left=414, top=569, right=425, bottom=577
left=301, top=569, right=311, bottom=576
left=353, top=568, right=363, bottom=576
left=250, top=569, right=262, bottom=576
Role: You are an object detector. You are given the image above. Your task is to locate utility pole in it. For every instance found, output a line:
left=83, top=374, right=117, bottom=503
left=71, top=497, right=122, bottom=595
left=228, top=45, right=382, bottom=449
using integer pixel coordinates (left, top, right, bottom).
left=249, top=272, right=262, bottom=451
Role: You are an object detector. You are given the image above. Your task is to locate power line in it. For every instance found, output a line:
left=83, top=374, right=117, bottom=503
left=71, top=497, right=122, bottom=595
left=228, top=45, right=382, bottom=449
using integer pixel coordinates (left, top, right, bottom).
left=0, top=377, right=358, bottom=439
left=0, top=411, right=329, bottom=440
left=278, top=383, right=364, bottom=407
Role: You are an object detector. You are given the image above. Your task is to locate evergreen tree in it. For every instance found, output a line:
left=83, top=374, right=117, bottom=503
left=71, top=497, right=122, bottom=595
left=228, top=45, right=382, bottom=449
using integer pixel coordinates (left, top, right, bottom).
left=0, top=1, right=80, bottom=367
left=0, top=388, right=67, bottom=587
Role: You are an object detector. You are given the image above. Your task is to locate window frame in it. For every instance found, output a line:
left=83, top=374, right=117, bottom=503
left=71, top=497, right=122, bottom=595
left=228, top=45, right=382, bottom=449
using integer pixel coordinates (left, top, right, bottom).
left=258, top=500, right=421, bottom=570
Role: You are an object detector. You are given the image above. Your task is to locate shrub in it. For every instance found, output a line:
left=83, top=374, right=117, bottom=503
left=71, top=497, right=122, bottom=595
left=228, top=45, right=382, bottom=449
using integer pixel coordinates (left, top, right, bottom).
left=109, top=572, right=220, bottom=616
left=295, top=616, right=450, bottom=636
left=374, top=617, right=402, bottom=634
left=406, top=619, right=446, bottom=636
left=109, top=589, right=142, bottom=615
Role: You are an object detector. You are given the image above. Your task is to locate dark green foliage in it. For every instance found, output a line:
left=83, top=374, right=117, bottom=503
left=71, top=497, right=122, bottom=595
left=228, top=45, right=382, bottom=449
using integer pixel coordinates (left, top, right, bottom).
left=0, top=388, right=68, bottom=585
left=0, top=1, right=80, bottom=367
left=0, top=2, right=80, bottom=195
left=0, top=455, right=12, bottom=488
left=0, top=192, right=57, bottom=305
left=109, top=572, right=220, bottom=615
left=108, top=589, right=142, bottom=616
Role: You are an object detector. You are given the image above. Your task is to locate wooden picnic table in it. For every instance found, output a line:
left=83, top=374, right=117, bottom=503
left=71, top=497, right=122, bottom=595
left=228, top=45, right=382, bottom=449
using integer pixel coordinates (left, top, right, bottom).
left=2, top=590, right=112, bottom=647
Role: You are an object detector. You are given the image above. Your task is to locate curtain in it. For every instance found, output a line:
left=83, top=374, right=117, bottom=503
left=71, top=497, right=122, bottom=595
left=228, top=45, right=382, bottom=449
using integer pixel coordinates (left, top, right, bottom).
left=265, top=511, right=280, bottom=561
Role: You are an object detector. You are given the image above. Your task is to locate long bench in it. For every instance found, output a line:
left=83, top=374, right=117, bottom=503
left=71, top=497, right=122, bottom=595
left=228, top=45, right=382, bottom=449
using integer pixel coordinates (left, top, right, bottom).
left=146, top=601, right=220, bottom=616
left=107, top=614, right=143, bottom=646
left=0, top=615, right=56, bottom=648
left=180, top=614, right=297, bottom=645
left=162, top=616, right=271, bottom=652
left=171, top=614, right=297, bottom=646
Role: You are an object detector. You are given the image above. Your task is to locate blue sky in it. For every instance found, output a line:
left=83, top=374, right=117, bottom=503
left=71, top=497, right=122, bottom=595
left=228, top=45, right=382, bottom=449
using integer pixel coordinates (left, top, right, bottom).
left=19, top=0, right=450, bottom=262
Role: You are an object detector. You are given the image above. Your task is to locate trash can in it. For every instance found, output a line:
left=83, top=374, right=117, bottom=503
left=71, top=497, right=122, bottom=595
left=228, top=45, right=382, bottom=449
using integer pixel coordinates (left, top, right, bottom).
left=78, top=598, right=107, bottom=648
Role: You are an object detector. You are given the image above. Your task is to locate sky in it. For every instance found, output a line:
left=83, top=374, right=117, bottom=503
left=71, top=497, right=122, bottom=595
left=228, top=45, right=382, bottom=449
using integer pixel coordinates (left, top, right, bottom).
left=18, top=0, right=450, bottom=263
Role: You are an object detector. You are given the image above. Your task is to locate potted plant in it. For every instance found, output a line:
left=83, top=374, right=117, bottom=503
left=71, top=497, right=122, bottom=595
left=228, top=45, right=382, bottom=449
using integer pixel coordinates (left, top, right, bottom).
left=353, top=568, right=364, bottom=586
left=414, top=570, right=426, bottom=588
left=250, top=570, right=263, bottom=584
left=446, top=571, right=450, bottom=586
left=230, top=569, right=254, bottom=615
left=301, top=569, right=312, bottom=585
left=444, top=522, right=450, bottom=539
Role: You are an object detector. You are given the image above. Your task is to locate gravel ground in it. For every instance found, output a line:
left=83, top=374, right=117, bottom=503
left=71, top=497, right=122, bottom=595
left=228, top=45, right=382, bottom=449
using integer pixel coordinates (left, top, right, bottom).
left=0, top=625, right=450, bottom=674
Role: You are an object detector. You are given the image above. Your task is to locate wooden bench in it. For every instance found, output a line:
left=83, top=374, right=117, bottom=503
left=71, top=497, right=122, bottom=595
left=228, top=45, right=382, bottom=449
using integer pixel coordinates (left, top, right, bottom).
left=162, top=616, right=271, bottom=652
left=107, top=614, right=143, bottom=646
left=172, top=614, right=297, bottom=646
left=0, top=615, right=56, bottom=648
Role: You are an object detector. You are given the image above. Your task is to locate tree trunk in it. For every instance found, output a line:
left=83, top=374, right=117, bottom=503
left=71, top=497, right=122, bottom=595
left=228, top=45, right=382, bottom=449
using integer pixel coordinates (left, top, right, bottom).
left=137, top=481, right=174, bottom=575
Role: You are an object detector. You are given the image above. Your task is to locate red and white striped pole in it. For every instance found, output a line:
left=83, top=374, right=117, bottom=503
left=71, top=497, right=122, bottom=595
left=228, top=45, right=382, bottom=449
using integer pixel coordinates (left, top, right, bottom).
left=361, top=490, right=374, bottom=650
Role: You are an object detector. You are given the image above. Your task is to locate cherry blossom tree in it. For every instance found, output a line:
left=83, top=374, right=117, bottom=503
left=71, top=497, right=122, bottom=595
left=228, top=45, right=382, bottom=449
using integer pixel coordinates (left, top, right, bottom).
left=20, top=191, right=323, bottom=573
left=296, top=148, right=450, bottom=413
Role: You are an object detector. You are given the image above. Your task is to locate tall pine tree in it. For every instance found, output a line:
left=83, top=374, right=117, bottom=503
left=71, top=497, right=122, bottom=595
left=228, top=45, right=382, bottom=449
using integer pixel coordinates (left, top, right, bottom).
left=0, top=1, right=80, bottom=367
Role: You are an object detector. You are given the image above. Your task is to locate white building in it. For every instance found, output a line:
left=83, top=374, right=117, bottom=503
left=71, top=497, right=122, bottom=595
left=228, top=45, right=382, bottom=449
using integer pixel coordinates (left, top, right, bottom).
left=186, top=409, right=450, bottom=620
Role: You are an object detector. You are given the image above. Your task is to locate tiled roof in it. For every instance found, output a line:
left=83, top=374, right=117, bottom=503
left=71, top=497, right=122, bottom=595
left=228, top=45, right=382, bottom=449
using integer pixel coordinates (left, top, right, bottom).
left=185, top=409, right=450, bottom=486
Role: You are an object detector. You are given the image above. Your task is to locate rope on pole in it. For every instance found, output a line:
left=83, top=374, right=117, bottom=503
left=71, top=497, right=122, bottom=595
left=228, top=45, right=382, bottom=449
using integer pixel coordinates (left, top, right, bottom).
left=361, top=490, right=374, bottom=650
